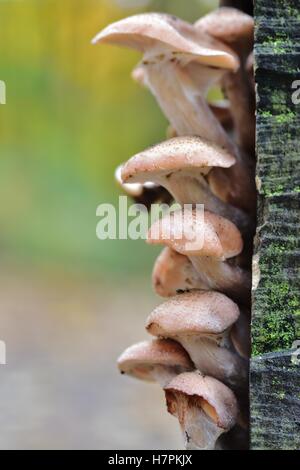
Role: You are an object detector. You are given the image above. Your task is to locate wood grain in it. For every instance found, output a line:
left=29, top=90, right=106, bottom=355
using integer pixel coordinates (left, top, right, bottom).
left=251, top=0, right=300, bottom=449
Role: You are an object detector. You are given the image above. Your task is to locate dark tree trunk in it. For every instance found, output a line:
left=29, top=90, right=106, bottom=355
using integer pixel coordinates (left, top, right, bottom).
left=220, top=0, right=253, bottom=16
left=221, top=0, right=300, bottom=450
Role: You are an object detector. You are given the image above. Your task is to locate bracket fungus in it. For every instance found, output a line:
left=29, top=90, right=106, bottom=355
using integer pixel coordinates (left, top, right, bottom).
left=146, top=291, right=247, bottom=388
left=117, top=339, right=193, bottom=388
left=164, top=372, right=238, bottom=450
left=147, top=208, right=251, bottom=301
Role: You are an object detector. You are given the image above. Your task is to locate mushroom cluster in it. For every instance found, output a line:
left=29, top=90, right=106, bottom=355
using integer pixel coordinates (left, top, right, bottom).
left=93, top=5, right=255, bottom=450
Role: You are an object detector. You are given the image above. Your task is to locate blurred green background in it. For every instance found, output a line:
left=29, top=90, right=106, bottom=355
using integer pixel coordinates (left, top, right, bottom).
left=0, top=0, right=216, bottom=277
left=0, top=0, right=217, bottom=449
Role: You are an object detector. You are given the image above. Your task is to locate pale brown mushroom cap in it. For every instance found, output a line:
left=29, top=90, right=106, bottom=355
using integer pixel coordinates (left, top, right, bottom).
left=152, top=248, right=194, bottom=297
left=121, top=136, right=235, bottom=184
left=147, top=208, right=243, bottom=259
left=195, top=7, right=254, bottom=45
left=165, top=371, right=238, bottom=430
left=117, top=339, right=193, bottom=382
left=131, top=64, right=146, bottom=87
left=92, top=13, right=239, bottom=70
left=115, top=164, right=144, bottom=197
left=115, top=164, right=157, bottom=198
left=146, top=290, right=239, bottom=338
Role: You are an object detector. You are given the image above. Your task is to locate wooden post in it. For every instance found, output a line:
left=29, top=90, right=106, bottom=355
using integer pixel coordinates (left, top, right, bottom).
left=221, top=0, right=300, bottom=449
left=251, top=0, right=300, bottom=449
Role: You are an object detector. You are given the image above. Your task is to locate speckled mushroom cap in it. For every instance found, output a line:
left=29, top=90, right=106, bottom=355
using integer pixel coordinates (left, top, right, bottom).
left=146, top=291, right=239, bottom=338
left=117, top=339, right=193, bottom=382
left=121, top=136, right=235, bottom=184
left=147, top=208, right=243, bottom=259
left=92, top=13, right=239, bottom=70
left=164, top=371, right=238, bottom=429
left=195, top=7, right=254, bottom=45
left=152, top=248, right=199, bottom=297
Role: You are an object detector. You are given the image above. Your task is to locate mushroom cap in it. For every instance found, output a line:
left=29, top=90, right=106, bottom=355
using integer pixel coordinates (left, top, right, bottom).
left=115, top=164, right=143, bottom=197
left=165, top=371, right=238, bottom=429
left=121, top=136, right=235, bottom=184
left=115, top=164, right=157, bottom=197
left=246, top=51, right=254, bottom=73
left=146, top=290, right=239, bottom=338
left=152, top=247, right=199, bottom=297
left=131, top=64, right=147, bottom=87
left=117, top=339, right=193, bottom=382
left=92, top=13, right=238, bottom=70
left=147, top=208, right=243, bottom=259
left=195, top=7, right=254, bottom=45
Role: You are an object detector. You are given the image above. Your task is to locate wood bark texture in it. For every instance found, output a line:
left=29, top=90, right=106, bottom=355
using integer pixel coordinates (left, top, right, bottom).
left=251, top=0, right=300, bottom=449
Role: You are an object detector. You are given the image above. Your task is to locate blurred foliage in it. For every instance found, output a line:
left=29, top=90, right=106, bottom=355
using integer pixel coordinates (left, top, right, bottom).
left=0, top=0, right=217, bottom=277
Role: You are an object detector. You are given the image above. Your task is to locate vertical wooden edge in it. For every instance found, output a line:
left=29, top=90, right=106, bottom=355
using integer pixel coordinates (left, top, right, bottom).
left=251, top=0, right=300, bottom=449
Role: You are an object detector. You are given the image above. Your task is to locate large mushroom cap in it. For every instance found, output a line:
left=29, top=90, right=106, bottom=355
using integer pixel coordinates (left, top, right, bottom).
left=165, top=371, right=238, bottom=430
left=195, top=7, right=254, bottom=45
left=92, top=13, right=238, bottom=70
left=147, top=208, right=243, bottom=259
left=146, top=290, right=239, bottom=338
left=121, top=136, right=235, bottom=184
left=117, top=339, right=192, bottom=382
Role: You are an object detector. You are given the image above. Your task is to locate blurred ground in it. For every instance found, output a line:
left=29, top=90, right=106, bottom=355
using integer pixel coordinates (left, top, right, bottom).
left=0, top=265, right=182, bottom=449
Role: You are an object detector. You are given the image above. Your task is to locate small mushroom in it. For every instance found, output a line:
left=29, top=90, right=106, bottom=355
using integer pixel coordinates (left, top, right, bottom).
left=93, top=13, right=255, bottom=213
left=115, top=164, right=171, bottom=208
left=117, top=338, right=193, bottom=387
left=146, top=290, right=247, bottom=388
left=121, top=136, right=252, bottom=234
left=195, top=7, right=255, bottom=155
left=164, top=371, right=238, bottom=449
left=92, top=13, right=238, bottom=150
left=152, top=247, right=207, bottom=297
left=147, top=208, right=251, bottom=301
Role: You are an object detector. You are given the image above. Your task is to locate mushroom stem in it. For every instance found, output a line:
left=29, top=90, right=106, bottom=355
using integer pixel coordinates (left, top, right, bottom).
left=178, top=335, right=247, bottom=388
left=144, top=60, right=234, bottom=151
left=190, top=256, right=251, bottom=301
left=145, top=61, right=255, bottom=212
left=151, top=365, right=180, bottom=388
left=165, top=372, right=239, bottom=450
left=160, top=172, right=252, bottom=235
left=176, top=395, right=224, bottom=450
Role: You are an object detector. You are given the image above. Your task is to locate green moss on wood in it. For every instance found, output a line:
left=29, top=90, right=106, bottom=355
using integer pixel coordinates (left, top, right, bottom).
left=252, top=242, right=299, bottom=356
